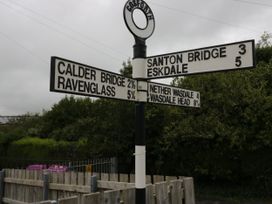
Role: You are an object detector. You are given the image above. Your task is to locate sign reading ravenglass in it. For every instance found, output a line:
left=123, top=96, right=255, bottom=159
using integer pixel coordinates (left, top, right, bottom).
left=50, top=57, right=137, bottom=101
left=146, top=40, right=255, bottom=79
left=148, top=82, right=200, bottom=107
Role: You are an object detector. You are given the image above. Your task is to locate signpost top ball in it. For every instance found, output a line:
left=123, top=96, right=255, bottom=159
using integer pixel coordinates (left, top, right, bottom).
left=123, top=0, right=155, bottom=40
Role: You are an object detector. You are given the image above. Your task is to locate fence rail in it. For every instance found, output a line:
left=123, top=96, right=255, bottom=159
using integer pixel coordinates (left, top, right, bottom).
left=0, top=169, right=195, bottom=204
left=0, top=157, right=117, bottom=174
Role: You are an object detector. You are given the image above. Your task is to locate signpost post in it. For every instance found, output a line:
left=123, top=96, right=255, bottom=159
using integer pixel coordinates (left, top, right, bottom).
left=124, top=1, right=155, bottom=203
left=50, top=1, right=256, bottom=204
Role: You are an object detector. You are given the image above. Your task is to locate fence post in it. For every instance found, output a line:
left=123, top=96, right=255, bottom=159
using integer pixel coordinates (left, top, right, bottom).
left=90, top=175, right=97, bottom=193
left=183, top=177, right=195, bottom=204
left=0, top=170, right=5, bottom=204
left=43, top=172, right=49, bottom=201
left=111, top=157, right=118, bottom=173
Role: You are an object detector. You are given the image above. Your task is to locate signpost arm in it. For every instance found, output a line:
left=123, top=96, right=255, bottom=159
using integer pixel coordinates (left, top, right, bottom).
left=133, top=37, right=147, bottom=204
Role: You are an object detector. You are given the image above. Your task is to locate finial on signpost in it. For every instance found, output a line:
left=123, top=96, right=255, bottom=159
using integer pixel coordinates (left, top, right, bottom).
left=123, top=0, right=155, bottom=41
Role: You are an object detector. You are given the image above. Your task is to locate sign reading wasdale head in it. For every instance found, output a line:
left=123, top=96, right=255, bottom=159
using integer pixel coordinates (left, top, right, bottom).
left=50, top=57, right=137, bottom=101
left=148, top=82, right=200, bottom=108
left=146, top=40, right=255, bottom=79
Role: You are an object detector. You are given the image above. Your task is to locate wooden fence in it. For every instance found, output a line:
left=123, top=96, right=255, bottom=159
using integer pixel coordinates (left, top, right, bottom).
left=0, top=169, right=195, bottom=204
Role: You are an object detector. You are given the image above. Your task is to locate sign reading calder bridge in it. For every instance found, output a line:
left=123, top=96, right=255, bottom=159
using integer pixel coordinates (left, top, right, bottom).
left=50, top=57, right=137, bottom=101
left=146, top=40, right=255, bottom=79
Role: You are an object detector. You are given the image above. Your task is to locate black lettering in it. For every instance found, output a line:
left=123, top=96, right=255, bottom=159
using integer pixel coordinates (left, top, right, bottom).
left=164, top=56, right=169, bottom=65
left=153, top=58, right=158, bottom=66
left=204, top=50, right=210, bottom=60
left=170, top=55, right=176, bottom=64
left=57, top=61, right=65, bottom=74
left=177, top=97, right=190, bottom=105
left=101, top=72, right=125, bottom=87
left=157, top=57, right=164, bottom=66
left=182, top=64, right=188, bottom=73
left=164, top=66, right=170, bottom=75
left=147, top=58, right=153, bottom=67
left=72, top=64, right=78, bottom=77
left=176, top=54, right=183, bottom=64
left=170, top=65, right=176, bottom=74
left=158, top=67, right=163, bottom=76
left=152, top=67, right=158, bottom=76
left=101, top=85, right=106, bottom=95
left=66, top=64, right=73, bottom=76
left=239, top=44, right=246, bottom=55
left=126, top=5, right=132, bottom=12
left=57, top=76, right=65, bottom=89
left=106, top=86, right=113, bottom=96
left=211, top=48, right=219, bottom=58
left=89, top=83, right=98, bottom=93
left=78, top=80, right=84, bottom=92
left=220, top=47, right=227, bottom=57
left=89, top=69, right=96, bottom=81
left=66, top=78, right=72, bottom=90
left=195, top=52, right=200, bottom=61
left=147, top=15, right=154, bottom=20
left=78, top=66, right=84, bottom=78
left=235, top=56, right=242, bottom=67
left=129, top=2, right=134, bottom=11
left=71, top=78, right=78, bottom=91
left=147, top=68, right=153, bottom=77
left=188, top=52, right=194, bottom=62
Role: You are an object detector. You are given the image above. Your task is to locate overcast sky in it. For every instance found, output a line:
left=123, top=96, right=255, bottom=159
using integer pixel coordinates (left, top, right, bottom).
left=0, top=0, right=271, bottom=115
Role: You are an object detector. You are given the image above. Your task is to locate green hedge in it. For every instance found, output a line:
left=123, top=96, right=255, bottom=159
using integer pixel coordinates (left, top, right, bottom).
left=5, top=137, right=87, bottom=161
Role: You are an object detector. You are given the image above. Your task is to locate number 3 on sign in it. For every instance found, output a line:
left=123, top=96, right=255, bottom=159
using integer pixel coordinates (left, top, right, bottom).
left=235, top=43, right=246, bottom=67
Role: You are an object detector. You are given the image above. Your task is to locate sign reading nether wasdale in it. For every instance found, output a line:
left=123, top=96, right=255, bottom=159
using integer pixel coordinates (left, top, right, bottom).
left=146, top=40, right=255, bottom=79
left=148, top=82, right=200, bottom=107
left=50, top=57, right=137, bottom=101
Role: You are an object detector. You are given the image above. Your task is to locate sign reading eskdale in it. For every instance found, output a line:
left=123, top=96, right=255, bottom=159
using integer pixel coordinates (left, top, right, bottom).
left=146, top=40, right=255, bottom=79
left=50, top=57, right=137, bottom=101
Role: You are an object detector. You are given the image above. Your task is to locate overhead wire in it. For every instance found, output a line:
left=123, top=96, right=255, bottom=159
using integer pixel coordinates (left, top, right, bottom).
left=8, top=0, right=129, bottom=58
left=0, top=0, right=125, bottom=64
left=0, top=30, right=48, bottom=65
left=149, top=1, right=259, bottom=33
left=232, top=0, right=272, bottom=8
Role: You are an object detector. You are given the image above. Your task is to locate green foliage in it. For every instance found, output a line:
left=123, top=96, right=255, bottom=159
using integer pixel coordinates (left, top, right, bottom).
left=5, top=136, right=86, bottom=160
left=160, top=59, right=272, bottom=195
left=256, top=31, right=272, bottom=48
left=7, top=137, right=56, bottom=160
left=120, top=59, right=132, bottom=77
